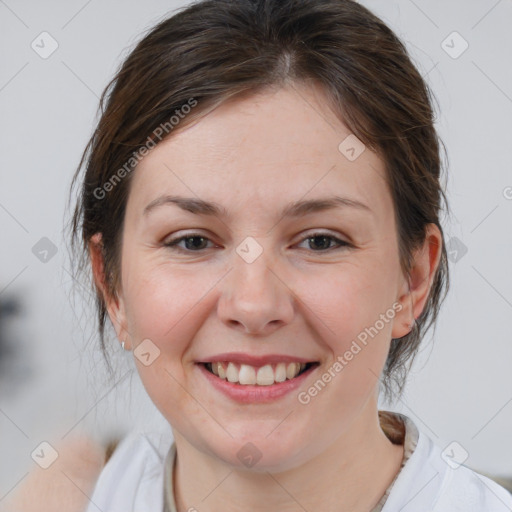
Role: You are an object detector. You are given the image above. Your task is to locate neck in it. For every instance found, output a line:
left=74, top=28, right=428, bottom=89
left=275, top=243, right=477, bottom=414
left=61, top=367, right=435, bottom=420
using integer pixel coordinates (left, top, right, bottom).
left=172, top=402, right=404, bottom=512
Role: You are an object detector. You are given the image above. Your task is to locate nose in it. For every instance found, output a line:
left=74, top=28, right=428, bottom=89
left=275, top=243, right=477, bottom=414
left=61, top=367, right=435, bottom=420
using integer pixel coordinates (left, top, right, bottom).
left=217, top=242, right=295, bottom=336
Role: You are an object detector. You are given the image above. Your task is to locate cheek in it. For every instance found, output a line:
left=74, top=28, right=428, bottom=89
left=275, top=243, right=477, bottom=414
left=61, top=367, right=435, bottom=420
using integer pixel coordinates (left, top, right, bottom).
left=293, top=255, right=400, bottom=407
left=299, top=256, right=399, bottom=345
left=123, top=285, right=214, bottom=447
left=123, top=264, right=213, bottom=348
left=122, top=263, right=216, bottom=414
left=294, top=266, right=397, bottom=418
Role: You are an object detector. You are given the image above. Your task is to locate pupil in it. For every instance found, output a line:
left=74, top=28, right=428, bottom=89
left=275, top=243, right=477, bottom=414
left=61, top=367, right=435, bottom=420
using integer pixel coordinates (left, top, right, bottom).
left=310, top=235, right=330, bottom=250
left=186, top=236, right=206, bottom=250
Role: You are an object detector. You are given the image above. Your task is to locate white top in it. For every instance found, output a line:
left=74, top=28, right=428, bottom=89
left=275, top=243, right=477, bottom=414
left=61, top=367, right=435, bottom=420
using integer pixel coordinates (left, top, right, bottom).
left=85, top=413, right=512, bottom=512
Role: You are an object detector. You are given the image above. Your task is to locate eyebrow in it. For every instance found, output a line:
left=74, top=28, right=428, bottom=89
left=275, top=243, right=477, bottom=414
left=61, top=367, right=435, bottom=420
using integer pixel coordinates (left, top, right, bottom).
left=143, top=194, right=372, bottom=218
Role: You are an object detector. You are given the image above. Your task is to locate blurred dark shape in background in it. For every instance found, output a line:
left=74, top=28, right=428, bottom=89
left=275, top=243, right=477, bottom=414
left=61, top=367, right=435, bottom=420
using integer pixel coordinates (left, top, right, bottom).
left=0, top=292, right=32, bottom=395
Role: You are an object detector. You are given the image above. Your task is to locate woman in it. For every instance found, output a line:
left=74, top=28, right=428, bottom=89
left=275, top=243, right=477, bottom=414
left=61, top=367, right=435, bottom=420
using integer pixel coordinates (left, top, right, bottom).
left=66, top=0, right=512, bottom=510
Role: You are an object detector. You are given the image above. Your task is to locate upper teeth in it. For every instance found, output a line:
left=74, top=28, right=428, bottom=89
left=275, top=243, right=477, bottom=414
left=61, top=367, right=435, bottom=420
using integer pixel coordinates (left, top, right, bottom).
left=210, top=362, right=306, bottom=385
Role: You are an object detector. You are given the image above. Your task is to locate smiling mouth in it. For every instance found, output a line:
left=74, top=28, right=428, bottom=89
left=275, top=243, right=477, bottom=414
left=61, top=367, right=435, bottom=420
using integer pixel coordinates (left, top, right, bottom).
left=202, top=361, right=319, bottom=386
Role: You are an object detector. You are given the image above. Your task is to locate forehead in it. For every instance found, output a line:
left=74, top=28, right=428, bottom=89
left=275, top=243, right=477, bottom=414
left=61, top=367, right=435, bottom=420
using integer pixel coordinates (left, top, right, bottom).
left=128, top=84, right=391, bottom=219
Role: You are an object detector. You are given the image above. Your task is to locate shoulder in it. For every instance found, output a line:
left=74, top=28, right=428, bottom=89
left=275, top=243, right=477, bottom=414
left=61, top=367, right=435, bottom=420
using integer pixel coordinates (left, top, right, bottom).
left=382, top=414, right=512, bottom=512
left=432, top=459, right=512, bottom=512
left=85, top=430, right=173, bottom=512
left=0, top=436, right=105, bottom=512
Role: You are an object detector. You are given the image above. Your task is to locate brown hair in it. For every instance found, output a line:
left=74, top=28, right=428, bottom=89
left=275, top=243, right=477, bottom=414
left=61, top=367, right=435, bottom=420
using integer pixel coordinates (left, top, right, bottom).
left=67, top=0, right=449, bottom=401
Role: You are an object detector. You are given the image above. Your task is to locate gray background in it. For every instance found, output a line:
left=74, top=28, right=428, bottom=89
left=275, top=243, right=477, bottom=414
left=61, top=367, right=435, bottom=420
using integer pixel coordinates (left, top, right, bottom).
left=1, top=0, right=511, bottom=499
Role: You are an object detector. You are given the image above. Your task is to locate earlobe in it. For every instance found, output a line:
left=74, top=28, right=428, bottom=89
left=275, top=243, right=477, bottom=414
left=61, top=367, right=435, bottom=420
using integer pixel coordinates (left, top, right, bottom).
left=88, top=233, right=130, bottom=349
left=391, top=278, right=416, bottom=339
left=392, top=224, right=443, bottom=339
left=106, top=295, right=130, bottom=350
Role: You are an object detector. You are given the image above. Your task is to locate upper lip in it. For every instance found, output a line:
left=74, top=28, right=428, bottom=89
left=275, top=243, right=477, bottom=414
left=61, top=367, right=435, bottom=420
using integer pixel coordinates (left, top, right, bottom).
left=196, top=352, right=318, bottom=366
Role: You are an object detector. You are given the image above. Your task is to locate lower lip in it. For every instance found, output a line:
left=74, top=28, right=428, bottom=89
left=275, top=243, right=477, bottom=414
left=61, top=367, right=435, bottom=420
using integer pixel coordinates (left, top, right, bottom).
left=196, top=363, right=318, bottom=403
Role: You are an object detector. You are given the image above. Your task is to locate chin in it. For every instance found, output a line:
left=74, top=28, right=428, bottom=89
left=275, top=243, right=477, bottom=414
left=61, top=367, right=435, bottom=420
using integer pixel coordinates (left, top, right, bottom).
left=203, top=429, right=312, bottom=474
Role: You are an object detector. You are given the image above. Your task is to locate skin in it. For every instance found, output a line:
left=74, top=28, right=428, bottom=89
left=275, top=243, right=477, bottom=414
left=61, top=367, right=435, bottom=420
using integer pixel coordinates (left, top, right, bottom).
left=90, top=82, right=442, bottom=512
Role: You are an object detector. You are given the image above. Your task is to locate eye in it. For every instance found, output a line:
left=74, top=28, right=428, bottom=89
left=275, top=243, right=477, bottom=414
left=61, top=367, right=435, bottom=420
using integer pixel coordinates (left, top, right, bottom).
left=295, top=232, right=351, bottom=252
left=163, top=233, right=215, bottom=252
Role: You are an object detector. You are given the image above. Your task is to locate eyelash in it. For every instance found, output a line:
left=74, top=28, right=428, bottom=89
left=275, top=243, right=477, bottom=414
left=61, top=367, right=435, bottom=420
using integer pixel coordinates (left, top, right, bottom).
left=163, top=232, right=351, bottom=253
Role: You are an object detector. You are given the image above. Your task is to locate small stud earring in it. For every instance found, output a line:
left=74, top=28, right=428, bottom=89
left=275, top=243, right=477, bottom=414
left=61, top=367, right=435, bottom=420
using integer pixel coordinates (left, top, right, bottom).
left=121, top=341, right=125, bottom=350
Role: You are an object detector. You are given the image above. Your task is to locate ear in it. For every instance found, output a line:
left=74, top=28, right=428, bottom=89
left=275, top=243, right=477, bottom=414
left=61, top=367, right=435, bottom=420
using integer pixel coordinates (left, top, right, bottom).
left=88, top=233, right=131, bottom=349
left=392, top=224, right=443, bottom=339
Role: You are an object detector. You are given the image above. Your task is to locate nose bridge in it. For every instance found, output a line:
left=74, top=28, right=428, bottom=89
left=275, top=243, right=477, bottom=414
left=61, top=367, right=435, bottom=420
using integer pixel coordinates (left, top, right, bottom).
left=217, top=236, right=294, bottom=334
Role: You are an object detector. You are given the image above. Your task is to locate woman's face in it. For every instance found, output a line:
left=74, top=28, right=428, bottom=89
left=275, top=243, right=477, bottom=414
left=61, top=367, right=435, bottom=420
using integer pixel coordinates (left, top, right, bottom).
left=110, top=83, right=416, bottom=470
